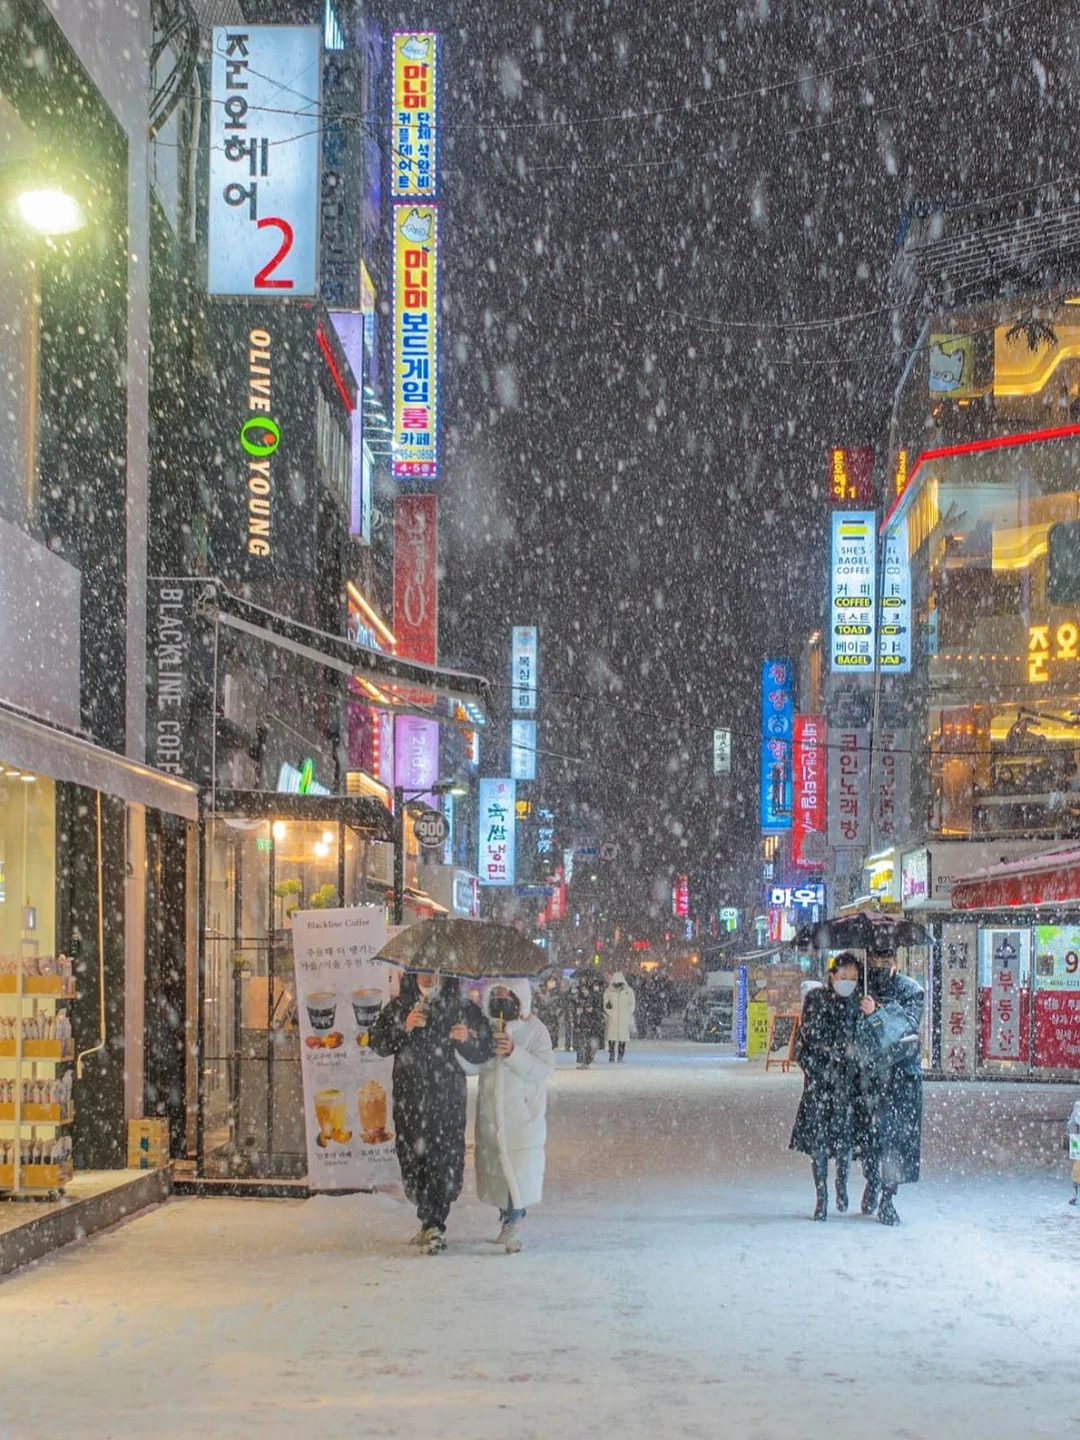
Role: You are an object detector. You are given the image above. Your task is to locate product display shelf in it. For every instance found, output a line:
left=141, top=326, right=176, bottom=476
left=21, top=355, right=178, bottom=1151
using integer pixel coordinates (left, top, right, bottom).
left=0, top=955, right=76, bottom=1198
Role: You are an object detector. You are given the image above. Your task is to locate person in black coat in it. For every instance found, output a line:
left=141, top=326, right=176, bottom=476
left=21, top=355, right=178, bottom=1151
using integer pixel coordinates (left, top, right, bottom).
left=570, top=970, right=606, bottom=1068
left=790, top=954, right=861, bottom=1220
left=532, top=974, right=565, bottom=1049
left=369, top=971, right=493, bottom=1253
left=853, top=957, right=925, bottom=1227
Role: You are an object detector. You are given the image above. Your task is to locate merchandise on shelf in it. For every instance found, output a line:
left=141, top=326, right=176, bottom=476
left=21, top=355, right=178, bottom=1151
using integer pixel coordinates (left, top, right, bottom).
left=0, top=954, right=73, bottom=981
left=0, top=1010, right=73, bottom=1042
left=0, top=1135, right=72, bottom=1167
left=0, top=1073, right=73, bottom=1107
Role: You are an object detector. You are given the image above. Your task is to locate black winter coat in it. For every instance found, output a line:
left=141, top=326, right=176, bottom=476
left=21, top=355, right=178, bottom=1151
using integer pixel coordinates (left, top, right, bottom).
left=570, top=975, right=605, bottom=1041
left=789, top=985, right=859, bottom=1158
left=853, top=972, right=925, bottom=1186
left=369, top=975, right=494, bottom=1204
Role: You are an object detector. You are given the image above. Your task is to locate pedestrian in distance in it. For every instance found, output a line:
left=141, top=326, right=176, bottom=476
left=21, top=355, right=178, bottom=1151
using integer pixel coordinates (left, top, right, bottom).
left=853, top=954, right=925, bottom=1226
left=532, top=973, right=565, bottom=1051
left=570, top=969, right=606, bottom=1068
left=604, top=971, right=636, bottom=1064
left=471, top=979, right=555, bottom=1254
left=369, top=970, right=494, bottom=1254
left=789, top=953, right=861, bottom=1221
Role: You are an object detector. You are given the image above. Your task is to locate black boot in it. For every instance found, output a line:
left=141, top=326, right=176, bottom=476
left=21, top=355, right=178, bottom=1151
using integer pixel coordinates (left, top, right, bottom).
left=861, top=1179, right=880, bottom=1215
left=835, top=1157, right=850, bottom=1214
left=608, top=1042, right=616, bottom=1063
left=878, top=1188, right=900, bottom=1226
left=617, top=1042, right=626, bottom=1063
left=812, top=1156, right=828, bottom=1221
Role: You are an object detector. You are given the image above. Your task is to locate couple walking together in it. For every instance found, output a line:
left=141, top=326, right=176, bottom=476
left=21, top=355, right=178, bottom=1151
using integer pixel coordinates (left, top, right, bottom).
left=370, top=972, right=553, bottom=1255
left=790, top=951, right=924, bottom=1226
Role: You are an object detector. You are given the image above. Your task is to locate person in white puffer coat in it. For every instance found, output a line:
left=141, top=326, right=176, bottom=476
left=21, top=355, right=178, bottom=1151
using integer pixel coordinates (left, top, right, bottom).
left=604, top=971, right=636, bottom=1064
left=472, top=978, right=554, bottom=1253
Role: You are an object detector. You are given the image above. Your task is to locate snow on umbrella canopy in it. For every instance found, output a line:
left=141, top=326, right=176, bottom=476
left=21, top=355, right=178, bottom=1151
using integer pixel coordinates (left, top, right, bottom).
left=375, top=918, right=550, bottom=978
left=795, top=911, right=931, bottom=957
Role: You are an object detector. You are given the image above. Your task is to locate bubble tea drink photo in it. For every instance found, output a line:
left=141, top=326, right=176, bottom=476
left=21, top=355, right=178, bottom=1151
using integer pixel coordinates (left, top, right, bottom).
left=314, top=1087, right=350, bottom=1147
left=358, top=1079, right=392, bottom=1144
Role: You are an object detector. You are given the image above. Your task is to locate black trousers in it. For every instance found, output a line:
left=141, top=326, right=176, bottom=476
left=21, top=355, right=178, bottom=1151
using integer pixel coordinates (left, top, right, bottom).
left=398, top=1138, right=462, bottom=1232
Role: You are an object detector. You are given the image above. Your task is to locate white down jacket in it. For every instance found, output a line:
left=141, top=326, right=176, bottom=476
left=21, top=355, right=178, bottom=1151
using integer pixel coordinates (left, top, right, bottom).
left=473, top=980, right=555, bottom=1210
left=604, top=974, right=636, bottom=1043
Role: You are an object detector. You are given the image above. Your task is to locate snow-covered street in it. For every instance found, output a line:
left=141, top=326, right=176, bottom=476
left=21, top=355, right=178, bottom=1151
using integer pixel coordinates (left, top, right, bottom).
left=2, top=1047, right=1078, bottom=1440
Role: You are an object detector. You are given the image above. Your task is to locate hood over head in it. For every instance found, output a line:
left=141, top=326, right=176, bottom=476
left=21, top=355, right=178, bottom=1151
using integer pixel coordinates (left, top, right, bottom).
left=483, top=977, right=533, bottom=1020
left=609, top=972, right=627, bottom=987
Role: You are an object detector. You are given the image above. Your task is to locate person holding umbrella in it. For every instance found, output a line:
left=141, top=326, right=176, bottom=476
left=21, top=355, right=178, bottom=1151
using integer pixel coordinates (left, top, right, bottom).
left=789, top=952, right=861, bottom=1220
left=470, top=979, right=555, bottom=1253
left=853, top=953, right=925, bottom=1226
left=369, top=970, right=493, bottom=1254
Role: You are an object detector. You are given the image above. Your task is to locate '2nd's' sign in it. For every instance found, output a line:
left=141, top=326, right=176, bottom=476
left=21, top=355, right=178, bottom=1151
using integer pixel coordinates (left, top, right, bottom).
left=208, top=27, right=321, bottom=296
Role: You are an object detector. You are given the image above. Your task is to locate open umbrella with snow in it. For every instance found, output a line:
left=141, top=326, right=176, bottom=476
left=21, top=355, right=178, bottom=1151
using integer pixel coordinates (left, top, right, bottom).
left=795, top=910, right=931, bottom=957
left=375, top=917, right=549, bottom=978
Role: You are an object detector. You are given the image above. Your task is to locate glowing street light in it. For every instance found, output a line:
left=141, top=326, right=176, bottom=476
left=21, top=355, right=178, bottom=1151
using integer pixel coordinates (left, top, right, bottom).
left=15, top=188, right=84, bottom=235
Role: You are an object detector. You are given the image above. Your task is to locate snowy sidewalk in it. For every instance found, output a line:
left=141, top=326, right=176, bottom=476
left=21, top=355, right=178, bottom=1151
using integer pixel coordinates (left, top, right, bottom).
left=0, top=1052, right=1077, bottom=1440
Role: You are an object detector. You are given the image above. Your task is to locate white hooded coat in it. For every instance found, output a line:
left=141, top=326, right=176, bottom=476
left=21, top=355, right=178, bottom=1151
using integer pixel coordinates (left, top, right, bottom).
left=604, top=973, right=636, bottom=1044
left=473, top=979, right=554, bottom=1211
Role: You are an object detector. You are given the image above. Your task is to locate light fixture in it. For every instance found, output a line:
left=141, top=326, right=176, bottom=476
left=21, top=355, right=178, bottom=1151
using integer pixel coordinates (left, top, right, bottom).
left=16, top=188, right=84, bottom=235
left=272, top=820, right=286, bottom=841
left=321, top=830, right=334, bottom=845
left=19, top=773, right=35, bottom=783
left=314, top=840, right=329, bottom=858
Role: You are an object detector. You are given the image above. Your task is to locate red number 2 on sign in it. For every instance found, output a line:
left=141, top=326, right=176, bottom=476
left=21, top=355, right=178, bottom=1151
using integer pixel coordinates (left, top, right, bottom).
left=254, top=217, right=294, bottom=290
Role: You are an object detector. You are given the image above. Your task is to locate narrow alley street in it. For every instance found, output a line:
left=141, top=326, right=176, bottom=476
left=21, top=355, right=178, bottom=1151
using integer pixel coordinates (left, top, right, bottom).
left=1, top=1049, right=1077, bottom=1440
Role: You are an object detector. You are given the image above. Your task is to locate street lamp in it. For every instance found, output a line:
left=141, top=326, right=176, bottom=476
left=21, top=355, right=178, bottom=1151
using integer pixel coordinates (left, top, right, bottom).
left=392, top=780, right=468, bottom=925
left=14, top=188, right=84, bottom=235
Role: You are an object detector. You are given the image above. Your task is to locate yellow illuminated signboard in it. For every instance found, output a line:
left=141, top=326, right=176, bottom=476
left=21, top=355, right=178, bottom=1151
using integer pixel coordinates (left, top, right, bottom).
left=392, top=33, right=438, bottom=200
left=392, top=203, right=438, bottom=478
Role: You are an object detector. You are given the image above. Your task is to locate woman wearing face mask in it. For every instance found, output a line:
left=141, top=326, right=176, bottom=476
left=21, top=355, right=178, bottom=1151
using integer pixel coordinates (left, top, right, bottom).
left=370, top=970, right=494, bottom=1254
left=789, top=954, right=862, bottom=1221
left=471, top=980, right=555, bottom=1253
left=853, top=956, right=925, bottom=1226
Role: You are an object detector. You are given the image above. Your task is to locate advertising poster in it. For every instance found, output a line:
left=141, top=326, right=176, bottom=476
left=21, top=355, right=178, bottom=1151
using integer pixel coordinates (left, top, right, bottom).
left=392, top=33, right=439, bottom=200
left=982, top=929, right=1026, bottom=1062
left=941, top=924, right=976, bottom=1077
left=208, top=27, right=321, bottom=297
left=291, top=907, right=399, bottom=1190
left=879, top=520, right=912, bottom=673
left=760, top=658, right=793, bottom=832
left=1033, top=926, right=1080, bottom=1069
left=479, top=777, right=516, bottom=885
left=928, top=335, right=975, bottom=398
left=791, top=715, right=825, bottom=868
left=830, top=511, right=876, bottom=672
left=392, top=201, right=439, bottom=477
left=713, top=727, right=732, bottom=776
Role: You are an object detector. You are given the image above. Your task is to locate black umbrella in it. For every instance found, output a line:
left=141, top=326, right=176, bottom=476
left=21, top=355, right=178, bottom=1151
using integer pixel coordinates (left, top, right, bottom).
left=795, top=910, right=930, bottom=958
left=375, top=918, right=549, bottom=978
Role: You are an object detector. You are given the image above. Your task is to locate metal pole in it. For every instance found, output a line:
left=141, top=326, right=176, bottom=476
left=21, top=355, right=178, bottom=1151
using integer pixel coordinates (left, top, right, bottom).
left=393, top=785, right=404, bottom=926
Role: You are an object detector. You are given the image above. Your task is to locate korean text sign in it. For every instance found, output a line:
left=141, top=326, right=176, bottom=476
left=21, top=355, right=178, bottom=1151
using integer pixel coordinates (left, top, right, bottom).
left=759, top=658, right=793, bottom=832
left=208, top=27, right=321, bottom=296
left=830, top=511, right=876, bottom=672
left=291, top=907, right=399, bottom=1191
left=479, top=777, right=516, bottom=886
left=828, top=447, right=874, bottom=505
left=879, top=519, right=912, bottom=673
left=510, top=719, right=537, bottom=781
left=392, top=33, right=438, bottom=199
left=393, top=203, right=439, bottom=477
left=826, top=726, right=870, bottom=848
left=511, top=626, right=539, bottom=711
left=393, top=495, right=438, bottom=665
left=791, top=715, right=825, bottom=868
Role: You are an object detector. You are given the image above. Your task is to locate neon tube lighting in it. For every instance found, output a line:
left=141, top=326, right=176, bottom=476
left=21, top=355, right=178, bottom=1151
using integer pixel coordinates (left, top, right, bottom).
left=881, top=420, right=1080, bottom=533
left=346, top=580, right=397, bottom=646
left=316, top=323, right=355, bottom=413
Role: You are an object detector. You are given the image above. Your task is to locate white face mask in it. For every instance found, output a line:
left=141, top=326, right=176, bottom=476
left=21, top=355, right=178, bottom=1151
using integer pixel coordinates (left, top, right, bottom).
left=832, top=978, right=858, bottom=998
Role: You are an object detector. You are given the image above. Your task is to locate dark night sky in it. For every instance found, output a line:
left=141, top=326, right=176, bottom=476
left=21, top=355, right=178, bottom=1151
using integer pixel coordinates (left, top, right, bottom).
left=380, top=0, right=1076, bottom=924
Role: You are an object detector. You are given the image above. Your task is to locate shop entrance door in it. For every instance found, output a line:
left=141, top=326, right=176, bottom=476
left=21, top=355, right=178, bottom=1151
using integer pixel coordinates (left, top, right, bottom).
left=199, top=792, right=393, bottom=1180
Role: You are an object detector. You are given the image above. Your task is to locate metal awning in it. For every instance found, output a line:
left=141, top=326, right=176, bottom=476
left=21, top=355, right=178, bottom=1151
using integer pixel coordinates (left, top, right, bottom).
left=0, top=701, right=199, bottom=821
left=951, top=846, right=1080, bottom=911
left=205, top=586, right=488, bottom=727
left=210, top=789, right=394, bottom=842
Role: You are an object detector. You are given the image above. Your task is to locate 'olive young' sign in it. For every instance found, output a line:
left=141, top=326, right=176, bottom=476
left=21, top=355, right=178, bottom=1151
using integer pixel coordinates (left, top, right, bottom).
left=205, top=305, right=319, bottom=581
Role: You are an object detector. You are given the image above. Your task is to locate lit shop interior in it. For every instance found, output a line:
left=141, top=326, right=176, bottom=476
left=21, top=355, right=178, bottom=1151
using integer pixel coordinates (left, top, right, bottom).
left=200, top=792, right=393, bottom=1180
left=889, top=329, right=1080, bottom=843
